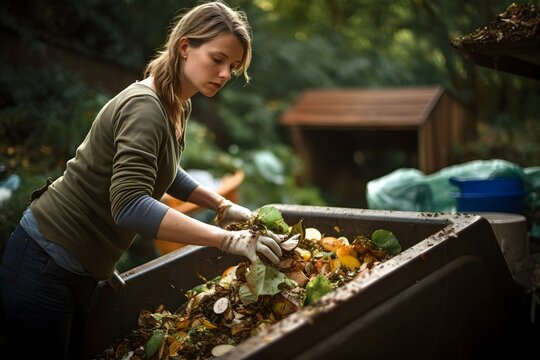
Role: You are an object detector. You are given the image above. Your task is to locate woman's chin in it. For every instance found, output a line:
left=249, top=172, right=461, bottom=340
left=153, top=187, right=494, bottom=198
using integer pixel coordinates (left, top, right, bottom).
left=201, top=90, right=219, bottom=97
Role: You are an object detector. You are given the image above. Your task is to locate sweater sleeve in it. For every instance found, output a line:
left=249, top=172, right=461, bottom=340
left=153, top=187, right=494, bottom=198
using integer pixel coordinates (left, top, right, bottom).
left=114, top=194, right=168, bottom=238
left=114, top=168, right=199, bottom=238
left=109, top=94, right=169, bottom=220
left=167, top=167, right=200, bottom=201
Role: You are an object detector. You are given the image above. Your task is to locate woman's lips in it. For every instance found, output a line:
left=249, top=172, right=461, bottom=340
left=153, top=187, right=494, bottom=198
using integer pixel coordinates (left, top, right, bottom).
left=210, top=82, right=222, bottom=90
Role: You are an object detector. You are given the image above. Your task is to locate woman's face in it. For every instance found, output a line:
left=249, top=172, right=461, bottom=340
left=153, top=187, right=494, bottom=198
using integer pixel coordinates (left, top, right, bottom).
left=180, top=33, right=245, bottom=99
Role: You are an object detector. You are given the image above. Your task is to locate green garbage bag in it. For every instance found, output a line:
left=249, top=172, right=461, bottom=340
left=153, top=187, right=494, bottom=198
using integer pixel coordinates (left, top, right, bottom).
left=366, top=159, right=526, bottom=212
left=524, top=166, right=540, bottom=211
left=524, top=166, right=540, bottom=238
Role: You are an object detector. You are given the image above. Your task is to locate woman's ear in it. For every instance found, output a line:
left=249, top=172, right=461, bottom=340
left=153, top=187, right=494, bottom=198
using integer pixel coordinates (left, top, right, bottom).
left=179, top=37, right=190, bottom=58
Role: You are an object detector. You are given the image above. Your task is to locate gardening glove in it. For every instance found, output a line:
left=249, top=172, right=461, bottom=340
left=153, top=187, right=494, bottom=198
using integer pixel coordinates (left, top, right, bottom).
left=215, top=198, right=252, bottom=228
left=221, top=230, right=283, bottom=264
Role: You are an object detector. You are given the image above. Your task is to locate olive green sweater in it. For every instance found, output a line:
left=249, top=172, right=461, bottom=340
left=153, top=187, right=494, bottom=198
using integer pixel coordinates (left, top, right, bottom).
left=31, top=83, right=189, bottom=280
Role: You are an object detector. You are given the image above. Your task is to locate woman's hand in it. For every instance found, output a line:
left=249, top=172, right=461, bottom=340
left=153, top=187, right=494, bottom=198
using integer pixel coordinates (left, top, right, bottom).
left=215, top=199, right=252, bottom=228
left=221, top=230, right=283, bottom=264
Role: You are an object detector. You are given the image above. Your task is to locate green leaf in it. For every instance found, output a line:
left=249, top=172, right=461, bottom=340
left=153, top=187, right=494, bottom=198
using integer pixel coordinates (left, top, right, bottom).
left=290, top=220, right=305, bottom=237
left=144, top=329, right=164, bottom=359
left=258, top=206, right=290, bottom=234
left=371, top=229, right=402, bottom=256
left=245, top=259, right=295, bottom=296
left=238, top=284, right=257, bottom=305
left=304, top=275, right=334, bottom=306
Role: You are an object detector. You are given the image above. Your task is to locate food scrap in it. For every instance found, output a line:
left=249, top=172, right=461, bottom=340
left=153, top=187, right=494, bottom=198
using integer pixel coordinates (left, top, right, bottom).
left=96, top=206, right=402, bottom=360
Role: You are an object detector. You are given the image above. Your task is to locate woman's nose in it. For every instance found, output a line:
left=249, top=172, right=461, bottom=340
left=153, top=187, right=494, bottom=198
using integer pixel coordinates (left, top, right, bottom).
left=219, top=65, right=232, bottom=80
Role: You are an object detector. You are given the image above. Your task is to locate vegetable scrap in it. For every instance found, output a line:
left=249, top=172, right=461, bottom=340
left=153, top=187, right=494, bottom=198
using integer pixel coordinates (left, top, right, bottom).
left=96, top=206, right=402, bottom=360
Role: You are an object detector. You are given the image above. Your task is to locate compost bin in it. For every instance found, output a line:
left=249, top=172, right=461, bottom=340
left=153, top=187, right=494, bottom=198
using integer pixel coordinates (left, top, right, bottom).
left=452, top=3, right=540, bottom=80
left=82, top=205, right=516, bottom=359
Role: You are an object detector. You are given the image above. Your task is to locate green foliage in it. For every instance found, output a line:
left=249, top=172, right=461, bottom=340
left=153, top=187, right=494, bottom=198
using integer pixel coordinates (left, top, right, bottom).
left=1, top=0, right=231, bottom=75
left=0, top=61, right=109, bottom=164
left=180, top=117, right=326, bottom=209
left=181, top=120, right=240, bottom=177
left=453, top=116, right=540, bottom=168
left=235, top=146, right=327, bottom=210
left=0, top=61, right=109, bottom=247
left=256, top=0, right=540, bottom=123
left=0, top=168, right=61, bottom=246
left=218, top=88, right=284, bottom=149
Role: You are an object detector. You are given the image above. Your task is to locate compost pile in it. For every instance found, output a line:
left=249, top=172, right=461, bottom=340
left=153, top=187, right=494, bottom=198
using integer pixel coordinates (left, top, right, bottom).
left=456, top=3, right=539, bottom=44
left=96, top=206, right=402, bottom=360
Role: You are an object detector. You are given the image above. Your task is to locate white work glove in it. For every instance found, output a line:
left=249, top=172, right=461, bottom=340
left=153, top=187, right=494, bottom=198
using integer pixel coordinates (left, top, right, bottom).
left=215, top=199, right=252, bottom=228
left=221, top=230, right=283, bottom=264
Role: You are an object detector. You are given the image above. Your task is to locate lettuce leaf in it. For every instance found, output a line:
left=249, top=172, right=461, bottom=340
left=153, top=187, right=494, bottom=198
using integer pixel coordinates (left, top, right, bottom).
left=304, top=274, right=334, bottom=306
left=371, top=229, right=402, bottom=256
left=258, top=206, right=290, bottom=234
left=245, top=260, right=296, bottom=297
left=238, top=284, right=257, bottom=305
left=144, top=329, right=164, bottom=358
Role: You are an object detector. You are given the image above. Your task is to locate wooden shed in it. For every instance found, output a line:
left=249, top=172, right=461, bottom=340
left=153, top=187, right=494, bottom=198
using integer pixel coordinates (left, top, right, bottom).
left=280, top=86, right=471, bottom=206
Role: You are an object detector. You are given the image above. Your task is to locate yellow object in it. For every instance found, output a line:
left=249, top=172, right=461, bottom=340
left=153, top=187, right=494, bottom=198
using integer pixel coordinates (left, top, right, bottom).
left=336, top=245, right=361, bottom=271
left=336, top=245, right=358, bottom=259
left=294, top=248, right=312, bottom=261
left=339, top=255, right=361, bottom=271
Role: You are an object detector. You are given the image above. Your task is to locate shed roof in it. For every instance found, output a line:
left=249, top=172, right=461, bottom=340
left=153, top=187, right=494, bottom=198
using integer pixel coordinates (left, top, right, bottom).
left=280, top=86, right=444, bottom=130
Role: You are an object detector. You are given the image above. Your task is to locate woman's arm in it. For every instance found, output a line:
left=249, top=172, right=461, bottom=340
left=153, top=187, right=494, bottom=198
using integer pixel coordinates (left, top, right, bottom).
left=185, top=184, right=225, bottom=211
left=166, top=167, right=226, bottom=210
left=116, top=195, right=282, bottom=264
left=167, top=168, right=252, bottom=227
left=156, top=207, right=227, bottom=247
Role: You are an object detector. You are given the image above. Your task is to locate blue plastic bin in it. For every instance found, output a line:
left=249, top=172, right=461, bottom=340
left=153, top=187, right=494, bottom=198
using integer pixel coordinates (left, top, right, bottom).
left=452, top=191, right=525, bottom=213
left=449, top=176, right=525, bottom=213
left=449, top=176, right=523, bottom=193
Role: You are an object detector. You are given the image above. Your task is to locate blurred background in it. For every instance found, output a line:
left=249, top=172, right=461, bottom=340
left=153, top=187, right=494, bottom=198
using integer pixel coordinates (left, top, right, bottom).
left=1, top=0, right=539, bottom=261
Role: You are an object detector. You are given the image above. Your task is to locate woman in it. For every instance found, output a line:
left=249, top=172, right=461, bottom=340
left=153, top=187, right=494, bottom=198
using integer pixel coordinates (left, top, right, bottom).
left=0, top=1, right=282, bottom=359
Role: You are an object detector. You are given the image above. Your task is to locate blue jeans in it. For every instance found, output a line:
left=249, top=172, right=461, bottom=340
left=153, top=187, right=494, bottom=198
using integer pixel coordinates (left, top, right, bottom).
left=0, top=224, right=98, bottom=359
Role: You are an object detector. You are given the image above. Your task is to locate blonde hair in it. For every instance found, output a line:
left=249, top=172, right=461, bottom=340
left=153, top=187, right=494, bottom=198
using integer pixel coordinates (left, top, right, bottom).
left=144, top=1, right=252, bottom=126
